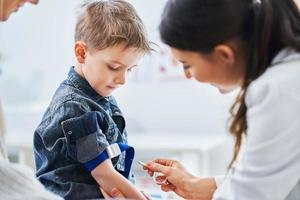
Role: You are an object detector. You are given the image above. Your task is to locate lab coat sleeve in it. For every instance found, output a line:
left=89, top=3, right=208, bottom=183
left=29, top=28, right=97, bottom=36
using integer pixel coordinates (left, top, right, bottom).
left=214, top=175, right=225, bottom=187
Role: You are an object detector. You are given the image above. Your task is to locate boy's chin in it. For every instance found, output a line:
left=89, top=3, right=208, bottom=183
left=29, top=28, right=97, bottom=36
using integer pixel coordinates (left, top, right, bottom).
left=0, top=14, right=10, bottom=22
left=98, top=91, right=112, bottom=97
left=218, top=88, right=231, bottom=94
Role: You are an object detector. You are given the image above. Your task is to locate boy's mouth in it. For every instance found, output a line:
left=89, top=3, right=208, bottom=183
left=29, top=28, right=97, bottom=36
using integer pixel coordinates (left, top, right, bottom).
left=107, top=85, right=118, bottom=90
left=14, top=4, right=23, bottom=12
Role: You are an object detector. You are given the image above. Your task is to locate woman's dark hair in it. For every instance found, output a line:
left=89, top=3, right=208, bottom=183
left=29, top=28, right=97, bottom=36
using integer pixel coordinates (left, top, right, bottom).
left=159, top=0, right=300, bottom=168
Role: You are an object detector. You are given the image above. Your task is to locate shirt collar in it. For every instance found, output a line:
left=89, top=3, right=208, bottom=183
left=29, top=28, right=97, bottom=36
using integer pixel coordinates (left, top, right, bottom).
left=67, top=66, right=106, bottom=102
left=271, top=48, right=300, bottom=66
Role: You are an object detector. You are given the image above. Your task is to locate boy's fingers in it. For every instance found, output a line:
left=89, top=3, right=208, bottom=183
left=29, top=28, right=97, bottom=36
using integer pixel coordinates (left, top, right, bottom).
left=141, top=190, right=151, bottom=200
left=99, top=188, right=111, bottom=199
left=111, top=188, right=126, bottom=198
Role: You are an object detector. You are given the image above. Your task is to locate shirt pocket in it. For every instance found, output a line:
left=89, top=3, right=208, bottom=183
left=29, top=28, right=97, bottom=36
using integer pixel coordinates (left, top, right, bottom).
left=61, top=111, right=109, bottom=163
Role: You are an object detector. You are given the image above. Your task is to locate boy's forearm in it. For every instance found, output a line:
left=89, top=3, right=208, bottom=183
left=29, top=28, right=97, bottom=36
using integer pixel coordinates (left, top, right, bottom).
left=91, top=160, right=145, bottom=199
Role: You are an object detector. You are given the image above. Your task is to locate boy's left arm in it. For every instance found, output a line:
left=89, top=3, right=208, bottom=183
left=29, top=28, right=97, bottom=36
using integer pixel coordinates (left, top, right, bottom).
left=61, top=111, right=109, bottom=164
left=61, top=111, right=145, bottom=199
left=91, top=159, right=146, bottom=199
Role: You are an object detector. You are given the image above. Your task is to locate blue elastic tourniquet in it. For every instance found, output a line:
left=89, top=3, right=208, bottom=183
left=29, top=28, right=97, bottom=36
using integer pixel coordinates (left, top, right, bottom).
left=85, top=143, right=134, bottom=179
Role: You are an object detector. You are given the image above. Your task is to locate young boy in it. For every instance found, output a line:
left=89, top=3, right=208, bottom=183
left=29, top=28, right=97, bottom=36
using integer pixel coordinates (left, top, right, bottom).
left=33, top=1, right=151, bottom=199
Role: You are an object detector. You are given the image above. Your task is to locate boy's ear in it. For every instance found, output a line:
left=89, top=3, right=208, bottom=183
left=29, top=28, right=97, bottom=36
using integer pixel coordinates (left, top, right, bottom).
left=75, top=42, right=87, bottom=64
left=213, top=45, right=235, bottom=67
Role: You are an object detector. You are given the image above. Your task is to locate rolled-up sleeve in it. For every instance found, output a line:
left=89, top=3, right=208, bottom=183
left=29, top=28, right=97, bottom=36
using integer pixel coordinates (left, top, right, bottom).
left=61, top=111, right=109, bottom=164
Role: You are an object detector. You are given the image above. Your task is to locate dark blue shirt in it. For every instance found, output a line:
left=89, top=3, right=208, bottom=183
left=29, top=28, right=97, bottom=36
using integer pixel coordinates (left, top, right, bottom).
left=34, top=67, right=128, bottom=199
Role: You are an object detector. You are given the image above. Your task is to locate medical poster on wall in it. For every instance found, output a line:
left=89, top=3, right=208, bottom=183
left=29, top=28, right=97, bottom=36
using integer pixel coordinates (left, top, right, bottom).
left=128, top=45, right=185, bottom=84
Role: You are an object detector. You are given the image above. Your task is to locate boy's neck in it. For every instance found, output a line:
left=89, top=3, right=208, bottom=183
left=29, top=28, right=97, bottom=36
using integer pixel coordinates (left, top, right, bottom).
left=74, top=64, right=85, bottom=79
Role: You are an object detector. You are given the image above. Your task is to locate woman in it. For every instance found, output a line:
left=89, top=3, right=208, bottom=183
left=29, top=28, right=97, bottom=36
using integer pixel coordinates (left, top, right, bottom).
left=141, top=0, right=300, bottom=199
left=0, top=1, right=75, bottom=199
left=0, top=0, right=38, bottom=21
left=0, top=100, right=5, bottom=157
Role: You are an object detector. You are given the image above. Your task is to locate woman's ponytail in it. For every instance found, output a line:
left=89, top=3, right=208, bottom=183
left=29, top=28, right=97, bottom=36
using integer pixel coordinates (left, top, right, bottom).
left=229, top=0, right=300, bottom=168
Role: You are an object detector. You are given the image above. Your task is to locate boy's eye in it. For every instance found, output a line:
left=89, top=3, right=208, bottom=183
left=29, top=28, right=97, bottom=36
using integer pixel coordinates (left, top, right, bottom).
left=127, top=66, right=137, bottom=72
left=107, top=64, right=119, bottom=71
left=183, top=65, right=191, bottom=70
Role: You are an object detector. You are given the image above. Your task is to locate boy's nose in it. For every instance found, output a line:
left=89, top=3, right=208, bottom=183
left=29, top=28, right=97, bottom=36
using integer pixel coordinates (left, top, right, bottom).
left=28, top=0, right=39, bottom=5
left=115, top=72, right=126, bottom=85
left=184, top=69, right=193, bottom=79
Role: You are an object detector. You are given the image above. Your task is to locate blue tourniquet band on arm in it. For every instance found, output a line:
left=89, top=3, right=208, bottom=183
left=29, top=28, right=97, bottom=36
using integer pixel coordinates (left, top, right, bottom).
left=85, top=143, right=135, bottom=179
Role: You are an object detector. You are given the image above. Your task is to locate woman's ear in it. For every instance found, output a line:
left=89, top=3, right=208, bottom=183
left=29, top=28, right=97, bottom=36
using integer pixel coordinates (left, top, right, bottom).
left=75, top=42, right=87, bottom=64
left=213, top=45, right=235, bottom=67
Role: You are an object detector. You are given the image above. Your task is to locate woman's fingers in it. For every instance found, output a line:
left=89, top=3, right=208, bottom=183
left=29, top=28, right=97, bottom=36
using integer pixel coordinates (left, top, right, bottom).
left=155, top=175, right=168, bottom=184
left=146, top=161, right=169, bottom=175
left=155, top=175, right=174, bottom=190
left=148, top=170, right=154, bottom=176
left=143, top=165, right=154, bottom=176
left=143, top=159, right=178, bottom=177
left=161, top=184, right=175, bottom=192
left=143, top=161, right=169, bottom=178
left=153, top=158, right=175, bottom=166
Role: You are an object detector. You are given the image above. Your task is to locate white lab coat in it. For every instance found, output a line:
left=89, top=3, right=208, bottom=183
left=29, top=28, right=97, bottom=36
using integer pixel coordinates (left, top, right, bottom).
left=213, top=48, right=300, bottom=200
left=0, top=157, right=63, bottom=200
left=0, top=109, right=62, bottom=200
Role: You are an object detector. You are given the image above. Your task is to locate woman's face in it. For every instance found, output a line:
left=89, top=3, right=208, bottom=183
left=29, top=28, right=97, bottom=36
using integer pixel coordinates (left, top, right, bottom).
left=0, top=0, right=38, bottom=21
left=170, top=45, right=245, bottom=94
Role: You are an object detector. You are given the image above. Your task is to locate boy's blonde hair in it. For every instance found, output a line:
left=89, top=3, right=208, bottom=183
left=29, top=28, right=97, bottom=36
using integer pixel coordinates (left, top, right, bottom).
left=75, top=0, right=152, bottom=53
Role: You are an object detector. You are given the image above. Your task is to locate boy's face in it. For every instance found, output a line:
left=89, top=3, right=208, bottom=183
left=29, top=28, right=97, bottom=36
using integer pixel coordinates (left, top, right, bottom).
left=0, top=0, right=39, bottom=21
left=77, top=43, right=143, bottom=97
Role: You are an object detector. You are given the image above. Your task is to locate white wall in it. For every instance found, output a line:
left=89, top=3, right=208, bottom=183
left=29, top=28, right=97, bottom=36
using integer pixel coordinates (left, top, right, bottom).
left=0, top=1, right=236, bottom=177
left=1, top=0, right=298, bottom=188
left=0, top=0, right=235, bottom=138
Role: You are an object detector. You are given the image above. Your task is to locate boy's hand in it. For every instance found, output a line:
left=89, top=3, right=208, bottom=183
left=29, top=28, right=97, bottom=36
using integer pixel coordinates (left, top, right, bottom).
left=100, top=187, right=126, bottom=199
left=100, top=187, right=151, bottom=200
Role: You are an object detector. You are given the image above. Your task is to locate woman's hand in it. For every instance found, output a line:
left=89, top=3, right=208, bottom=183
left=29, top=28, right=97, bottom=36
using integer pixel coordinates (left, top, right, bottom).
left=143, top=159, right=195, bottom=198
left=144, top=159, right=216, bottom=200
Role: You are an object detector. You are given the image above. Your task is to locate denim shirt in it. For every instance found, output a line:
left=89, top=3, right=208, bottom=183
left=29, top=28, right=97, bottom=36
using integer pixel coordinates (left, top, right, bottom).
left=34, top=67, right=129, bottom=200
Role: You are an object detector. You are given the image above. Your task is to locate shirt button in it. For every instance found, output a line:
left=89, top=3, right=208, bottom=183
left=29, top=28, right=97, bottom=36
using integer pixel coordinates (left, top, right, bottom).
left=117, top=164, right=121, bottom=169
left=67, top=131, right=72, bottom=135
